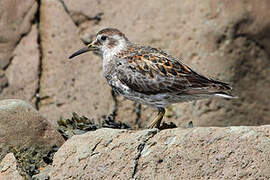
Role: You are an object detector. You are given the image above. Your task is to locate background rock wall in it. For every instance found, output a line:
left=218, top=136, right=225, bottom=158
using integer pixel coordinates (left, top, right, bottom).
left=0, top=0, right=269, bottom=128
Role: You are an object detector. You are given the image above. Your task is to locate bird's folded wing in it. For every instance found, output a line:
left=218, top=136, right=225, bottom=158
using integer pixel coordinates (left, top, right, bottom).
left=116, top=49, right=231, bottom=95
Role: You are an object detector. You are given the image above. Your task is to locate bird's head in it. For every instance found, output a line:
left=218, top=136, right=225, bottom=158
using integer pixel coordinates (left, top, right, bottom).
left=69, top=28, right=129, bottom=59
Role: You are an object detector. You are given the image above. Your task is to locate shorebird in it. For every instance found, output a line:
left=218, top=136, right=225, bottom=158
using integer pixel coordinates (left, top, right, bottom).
left=69, top=28, right=235, bottom=129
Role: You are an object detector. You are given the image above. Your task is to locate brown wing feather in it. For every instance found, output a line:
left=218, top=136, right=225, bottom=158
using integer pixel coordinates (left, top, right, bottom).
left=116, top=45, right=231, bottom=95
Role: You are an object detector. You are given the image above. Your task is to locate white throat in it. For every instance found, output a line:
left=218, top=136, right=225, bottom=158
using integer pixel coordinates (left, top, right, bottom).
left=101, top=39, right=128, bottom=75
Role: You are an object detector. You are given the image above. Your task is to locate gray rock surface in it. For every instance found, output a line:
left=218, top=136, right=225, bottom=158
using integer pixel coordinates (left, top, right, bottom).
left=51, top=126, right=270, bottom=179
left=0, top=153, right=23, bottom=180
left=0, top=99, right=64, bottom=161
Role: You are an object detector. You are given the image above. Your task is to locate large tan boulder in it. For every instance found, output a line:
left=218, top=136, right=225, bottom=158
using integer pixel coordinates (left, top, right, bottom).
left=51, top=126, right=270, bottom=179
left=0, top=99, right=64, bottom=161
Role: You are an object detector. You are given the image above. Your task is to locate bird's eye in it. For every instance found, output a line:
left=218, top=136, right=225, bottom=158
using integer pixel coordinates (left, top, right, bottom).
left=100, top=36, right=108, bottom=41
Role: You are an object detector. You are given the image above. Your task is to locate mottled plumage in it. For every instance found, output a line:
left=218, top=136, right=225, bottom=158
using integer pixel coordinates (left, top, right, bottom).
left=69, top=28, right=235, bottom=129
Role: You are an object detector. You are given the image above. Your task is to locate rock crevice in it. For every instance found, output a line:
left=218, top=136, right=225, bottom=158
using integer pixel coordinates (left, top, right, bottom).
left=132, top=129, right=158, bottom=178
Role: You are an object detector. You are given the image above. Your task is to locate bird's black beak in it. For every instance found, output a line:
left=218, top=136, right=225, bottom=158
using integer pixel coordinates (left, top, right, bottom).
left=69, top=41, right=98, bottom=59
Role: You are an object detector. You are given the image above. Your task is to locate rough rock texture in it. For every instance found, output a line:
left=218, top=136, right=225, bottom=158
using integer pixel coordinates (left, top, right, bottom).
left=0, top=24, right=40, bottom=105
left=0, top=153, right=23, bottom=180
left=0, top=0, right=38, bottom=106
left=39, top=0, right=112, bottom=126
left=0, top=0, right=37, bottom=69
left=51, top=126, right=270, bottom=179
left=0, top=99, right=64, bottom=161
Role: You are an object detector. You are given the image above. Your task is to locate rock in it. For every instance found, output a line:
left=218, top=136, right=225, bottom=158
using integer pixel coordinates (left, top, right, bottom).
left=0, top=0, right=37, bottom=69
left=0, top=24, right=40, bottom=105
left=0, top=153, right=23, bottom=180
left=39, top=0, right=112, bottom=127
left=62, top=0, right=270, bottom=127
left=51, top=126, right=270, bottom=179
left=0, top=99, right=64, bottom=162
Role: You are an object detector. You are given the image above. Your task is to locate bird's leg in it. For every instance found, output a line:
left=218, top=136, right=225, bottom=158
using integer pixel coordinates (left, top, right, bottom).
left=148, top=107, right=166, bottom=129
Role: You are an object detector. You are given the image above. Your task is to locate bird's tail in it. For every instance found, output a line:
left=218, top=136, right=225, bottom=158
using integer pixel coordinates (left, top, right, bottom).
left=214, top=92, right=238, bottom=99
left=211, top=80, right=237, bottom=99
